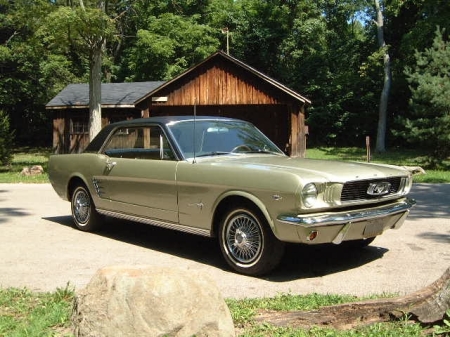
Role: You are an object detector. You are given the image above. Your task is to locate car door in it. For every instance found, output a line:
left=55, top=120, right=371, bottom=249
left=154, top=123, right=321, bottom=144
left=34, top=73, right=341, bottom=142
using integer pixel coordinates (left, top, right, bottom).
left=93, top=125, right=179, bottom=223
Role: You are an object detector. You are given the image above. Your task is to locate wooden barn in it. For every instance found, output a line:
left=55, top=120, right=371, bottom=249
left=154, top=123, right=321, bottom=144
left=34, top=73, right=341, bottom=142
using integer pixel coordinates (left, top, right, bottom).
left=46, top=51, right=310, bottom=156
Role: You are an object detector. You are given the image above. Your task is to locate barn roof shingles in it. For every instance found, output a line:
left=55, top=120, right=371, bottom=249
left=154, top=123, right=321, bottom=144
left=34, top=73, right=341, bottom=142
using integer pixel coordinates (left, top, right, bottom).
left=46, top=81, right=165, bottom=109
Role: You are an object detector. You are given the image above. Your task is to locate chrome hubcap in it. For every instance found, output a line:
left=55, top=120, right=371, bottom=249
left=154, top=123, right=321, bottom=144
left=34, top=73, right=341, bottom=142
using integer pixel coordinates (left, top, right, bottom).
left=225, top=213, right=262, bottom=264
left=73, top=190, right=90, bottom=224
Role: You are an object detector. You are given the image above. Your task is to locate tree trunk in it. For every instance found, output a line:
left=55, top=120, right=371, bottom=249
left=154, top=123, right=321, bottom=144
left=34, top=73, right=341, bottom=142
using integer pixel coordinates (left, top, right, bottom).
left=374, top=0, right=391, bottom=153
left=256, top=267, right=450, bottom=330
left=87, top=0, right=106, bottom=142
left=88, top=45, right=102, bottom=141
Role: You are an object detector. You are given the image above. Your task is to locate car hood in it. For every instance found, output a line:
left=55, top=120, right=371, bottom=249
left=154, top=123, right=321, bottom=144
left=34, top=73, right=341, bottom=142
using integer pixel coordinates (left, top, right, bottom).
left=195, top=155, right=409, bottom=182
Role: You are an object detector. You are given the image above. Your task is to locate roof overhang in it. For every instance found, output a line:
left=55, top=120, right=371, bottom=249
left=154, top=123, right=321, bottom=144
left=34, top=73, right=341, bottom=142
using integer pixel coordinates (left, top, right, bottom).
left=46, top=104, right=136, bottom=110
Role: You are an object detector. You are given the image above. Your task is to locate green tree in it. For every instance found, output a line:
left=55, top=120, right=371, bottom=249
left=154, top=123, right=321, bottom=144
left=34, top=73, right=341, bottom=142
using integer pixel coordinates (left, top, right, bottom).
left=123, top=11, right=219, bottom=81
left=2, top=0, right=448, bottom=153
left=0, top=110, right=14, bottom=166
left=40, top=2, right=118, bottom=141
left=385, top=0, right=450, bottom=146
left=230, top=0, right=294, bottom=75
left=271, top=0, right=372, bottom=146
left=401, top=27, right=450, bottom=167
left=0, top=0, right=61, bottom=146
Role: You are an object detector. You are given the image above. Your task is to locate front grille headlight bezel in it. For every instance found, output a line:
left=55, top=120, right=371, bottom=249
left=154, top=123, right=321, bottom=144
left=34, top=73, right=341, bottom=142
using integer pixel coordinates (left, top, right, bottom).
left=400, top=176, right=413, bottom=195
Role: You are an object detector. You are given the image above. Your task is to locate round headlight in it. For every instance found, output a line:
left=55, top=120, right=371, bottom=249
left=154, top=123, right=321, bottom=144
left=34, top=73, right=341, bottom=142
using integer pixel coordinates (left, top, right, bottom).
left=302, top=183, right=318, bottom=208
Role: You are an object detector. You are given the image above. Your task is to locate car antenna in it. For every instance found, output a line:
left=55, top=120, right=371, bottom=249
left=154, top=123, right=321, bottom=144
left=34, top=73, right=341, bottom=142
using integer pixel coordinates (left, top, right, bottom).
left=193, top=99, right=197, bottom=164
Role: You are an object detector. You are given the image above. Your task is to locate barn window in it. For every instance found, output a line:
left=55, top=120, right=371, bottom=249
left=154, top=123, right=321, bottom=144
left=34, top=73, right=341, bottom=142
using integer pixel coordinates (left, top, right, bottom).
left=70, top=117, right=88, bottom=134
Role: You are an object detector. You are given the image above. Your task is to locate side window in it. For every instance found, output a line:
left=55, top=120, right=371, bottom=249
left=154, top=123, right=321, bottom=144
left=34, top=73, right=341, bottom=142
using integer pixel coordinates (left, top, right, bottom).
left=103, top=126, right=175, bottom=160
left=70, top=117, right=88, bottom=135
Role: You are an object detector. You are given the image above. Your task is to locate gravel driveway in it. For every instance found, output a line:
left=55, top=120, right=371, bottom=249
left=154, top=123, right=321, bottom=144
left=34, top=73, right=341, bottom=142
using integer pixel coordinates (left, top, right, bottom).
left=0, top=183, right=448, bottom=298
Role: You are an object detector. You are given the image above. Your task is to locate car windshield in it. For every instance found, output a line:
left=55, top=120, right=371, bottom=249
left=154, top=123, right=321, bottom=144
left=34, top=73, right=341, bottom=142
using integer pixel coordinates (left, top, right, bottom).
left=167, top=119, right=285, bottom=159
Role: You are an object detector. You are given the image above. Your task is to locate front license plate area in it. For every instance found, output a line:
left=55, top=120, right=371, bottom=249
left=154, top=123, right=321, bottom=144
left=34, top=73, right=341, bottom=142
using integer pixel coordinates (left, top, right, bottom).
left=363, top=218, right=385, bottom=237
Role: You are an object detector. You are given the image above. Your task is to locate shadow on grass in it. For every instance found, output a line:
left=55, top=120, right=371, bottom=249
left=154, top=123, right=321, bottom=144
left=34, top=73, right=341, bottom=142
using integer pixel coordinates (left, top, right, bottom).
left=316, top=147, right=367, bottom=161
left=315, top=147, right=449, bottom=168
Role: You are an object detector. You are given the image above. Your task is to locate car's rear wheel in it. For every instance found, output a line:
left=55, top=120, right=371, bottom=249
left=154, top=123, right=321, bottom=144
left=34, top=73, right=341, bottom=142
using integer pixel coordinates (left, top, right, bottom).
left=219, top=206, right=285, bottom=276
left=71, top=184, right=103, bottom=232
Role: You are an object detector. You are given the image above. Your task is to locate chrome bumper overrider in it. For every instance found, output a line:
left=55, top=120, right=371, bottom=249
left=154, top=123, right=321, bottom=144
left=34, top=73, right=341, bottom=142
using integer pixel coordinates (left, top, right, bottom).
left=277, top=198, right=416, bottom=228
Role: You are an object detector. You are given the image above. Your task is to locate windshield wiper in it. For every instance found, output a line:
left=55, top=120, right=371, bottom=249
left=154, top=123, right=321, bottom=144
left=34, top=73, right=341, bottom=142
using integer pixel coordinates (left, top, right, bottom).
left=195, top=151, right=231, bottom=157
left=245, top=150, right=283, bottom=155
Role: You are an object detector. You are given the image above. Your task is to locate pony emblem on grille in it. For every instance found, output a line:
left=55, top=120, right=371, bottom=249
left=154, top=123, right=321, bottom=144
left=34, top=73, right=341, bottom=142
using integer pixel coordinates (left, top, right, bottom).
left=367, top=181, right=392, bottom=196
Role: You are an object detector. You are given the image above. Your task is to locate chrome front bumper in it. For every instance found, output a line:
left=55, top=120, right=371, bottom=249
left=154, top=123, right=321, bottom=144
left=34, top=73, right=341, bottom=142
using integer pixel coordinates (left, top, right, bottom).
left=278, top=198, right=416, bottom=227
left=275, top=198, right=416, bottom=244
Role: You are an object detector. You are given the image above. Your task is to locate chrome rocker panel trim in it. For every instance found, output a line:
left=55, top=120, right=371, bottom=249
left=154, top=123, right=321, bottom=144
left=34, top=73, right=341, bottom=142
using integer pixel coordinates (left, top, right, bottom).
left=278, top=197, right=416, bottom=228
left=97, top=209, right=212, bottom=237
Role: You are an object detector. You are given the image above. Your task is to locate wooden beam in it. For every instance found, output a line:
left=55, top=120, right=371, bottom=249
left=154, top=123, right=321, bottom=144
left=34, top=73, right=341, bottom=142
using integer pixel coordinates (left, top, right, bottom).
left=52, top=112, right=64, bottom=154
left=256, top=267, right=450, bottom=330
left=289, top=108, right=298, bottom=157
left=289, top=105, right=306, bottom=158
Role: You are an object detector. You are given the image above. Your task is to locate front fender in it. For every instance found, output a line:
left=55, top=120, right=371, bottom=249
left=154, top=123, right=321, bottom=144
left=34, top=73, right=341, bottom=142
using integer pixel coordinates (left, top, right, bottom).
left=213, top=190, right=279, bottom=236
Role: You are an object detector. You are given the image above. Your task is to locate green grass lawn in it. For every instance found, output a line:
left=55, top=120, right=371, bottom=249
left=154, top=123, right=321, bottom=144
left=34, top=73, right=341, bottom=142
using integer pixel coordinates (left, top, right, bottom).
left=1, top=286, right=448, bottom=336
left=0, top=147, right=450, bottom=183
left=0, top=146, right=449, bottom=183
left=0, top=286, right=73, bottom=337
left=306, top=147, right=450, bottom=183
left=0, top=147, right=50, bottom=183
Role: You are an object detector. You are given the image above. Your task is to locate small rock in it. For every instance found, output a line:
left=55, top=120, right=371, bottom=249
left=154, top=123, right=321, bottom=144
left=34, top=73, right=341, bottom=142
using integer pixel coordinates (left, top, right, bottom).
left=20, top=165, right=44, bottom=176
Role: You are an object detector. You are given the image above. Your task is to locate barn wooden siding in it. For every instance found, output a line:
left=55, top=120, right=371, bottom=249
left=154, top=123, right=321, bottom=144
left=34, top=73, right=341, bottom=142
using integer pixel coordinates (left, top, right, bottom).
left=49, top=51, right=309, bottom=156
left=52, top=109, right=140, bottom=154
left=139, top=55, right=308, bottom=157
left=147, top=58, right=292, bottom=106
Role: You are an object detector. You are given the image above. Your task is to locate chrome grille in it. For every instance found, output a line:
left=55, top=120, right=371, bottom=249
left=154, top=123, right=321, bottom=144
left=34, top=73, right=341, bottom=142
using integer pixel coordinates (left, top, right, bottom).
left=341, top=177, right=402, bottom=202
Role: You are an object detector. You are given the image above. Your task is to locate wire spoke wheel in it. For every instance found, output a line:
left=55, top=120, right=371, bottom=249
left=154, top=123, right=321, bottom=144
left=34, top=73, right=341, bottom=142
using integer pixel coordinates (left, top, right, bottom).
left=71, top=184, right=103, bottom=232
left=225, top=213, right=263, bottom=264
left=219, top=206, right=285, bottom=276
left=73, top=188, right=91, bottom=225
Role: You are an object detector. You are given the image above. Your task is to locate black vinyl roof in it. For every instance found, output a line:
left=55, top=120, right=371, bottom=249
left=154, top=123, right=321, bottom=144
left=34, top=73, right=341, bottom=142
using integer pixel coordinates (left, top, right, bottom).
left=46, top=81, right=165, bottom=109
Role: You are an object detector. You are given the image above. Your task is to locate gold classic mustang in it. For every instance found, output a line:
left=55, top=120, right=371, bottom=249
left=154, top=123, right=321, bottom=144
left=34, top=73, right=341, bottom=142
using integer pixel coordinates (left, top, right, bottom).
left=49, top=116, right=416, bottom=275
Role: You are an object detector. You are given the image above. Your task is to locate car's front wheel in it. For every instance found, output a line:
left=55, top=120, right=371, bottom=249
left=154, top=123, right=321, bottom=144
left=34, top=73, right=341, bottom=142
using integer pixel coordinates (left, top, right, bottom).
left=219, top=206, right=285, bottom=276
left=71, top=184, right=103, bottom=232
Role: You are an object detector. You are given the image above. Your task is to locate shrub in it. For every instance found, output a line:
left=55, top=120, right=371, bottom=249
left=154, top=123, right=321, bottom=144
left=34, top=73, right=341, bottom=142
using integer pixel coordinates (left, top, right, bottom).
left=0, top=110, right=14, bottom=166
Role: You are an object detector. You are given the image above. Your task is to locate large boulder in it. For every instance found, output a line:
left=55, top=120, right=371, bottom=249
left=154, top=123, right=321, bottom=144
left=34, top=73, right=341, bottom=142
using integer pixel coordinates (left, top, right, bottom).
left=73, top=266, right=235, bottom=337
